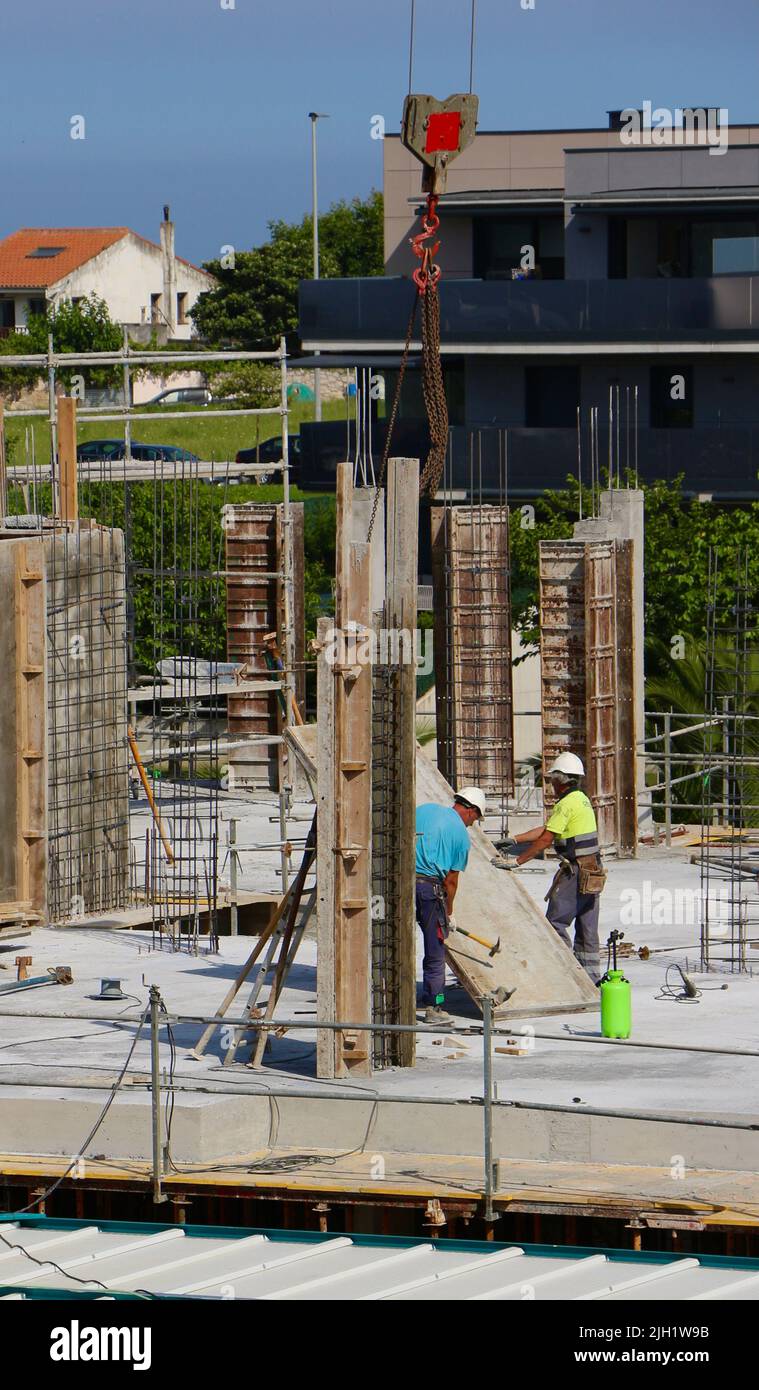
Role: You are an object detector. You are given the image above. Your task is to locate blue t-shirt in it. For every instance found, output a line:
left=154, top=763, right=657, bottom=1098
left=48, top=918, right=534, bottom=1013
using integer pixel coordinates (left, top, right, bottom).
left=415, top=803, right=470, bottom=880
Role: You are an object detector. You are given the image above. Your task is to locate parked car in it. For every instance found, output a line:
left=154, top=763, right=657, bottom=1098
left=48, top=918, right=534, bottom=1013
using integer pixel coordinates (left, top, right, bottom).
left=234, top=435, right=300, bottom=482
left=144, top=387, right=212, bottom=407
left=76, top=439, right=199, bottom=463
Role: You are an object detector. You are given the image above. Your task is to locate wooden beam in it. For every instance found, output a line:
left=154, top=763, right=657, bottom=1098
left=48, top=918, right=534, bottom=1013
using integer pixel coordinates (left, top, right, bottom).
left=12, top=541, right=47, bottom=925
left=316, top=615, right=337, bottom=1077
left=57, top=396, right=78, bottom=523
left=333, top=541, right=372, bottom=1075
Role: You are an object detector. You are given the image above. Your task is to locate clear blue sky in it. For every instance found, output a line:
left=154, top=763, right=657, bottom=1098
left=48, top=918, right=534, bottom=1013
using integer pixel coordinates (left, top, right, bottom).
left=0, top=0, right=756, bottom=267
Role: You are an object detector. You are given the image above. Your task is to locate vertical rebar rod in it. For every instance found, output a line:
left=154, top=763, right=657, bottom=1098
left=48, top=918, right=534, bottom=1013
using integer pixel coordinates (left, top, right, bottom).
left=149, top=983, right=164, bottom=1204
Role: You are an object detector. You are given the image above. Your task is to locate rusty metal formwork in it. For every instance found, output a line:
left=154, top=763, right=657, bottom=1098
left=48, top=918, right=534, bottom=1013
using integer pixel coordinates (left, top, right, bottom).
left=224, top=503, right=304, bottom=789
left=431, top=504, right=514, bottom=806
left=539, top=538, right=636, bottom=856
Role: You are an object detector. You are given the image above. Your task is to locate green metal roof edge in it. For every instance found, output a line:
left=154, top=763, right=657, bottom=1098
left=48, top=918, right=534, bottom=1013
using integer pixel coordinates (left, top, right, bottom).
left=3, top=1211, right=759, bottom=1272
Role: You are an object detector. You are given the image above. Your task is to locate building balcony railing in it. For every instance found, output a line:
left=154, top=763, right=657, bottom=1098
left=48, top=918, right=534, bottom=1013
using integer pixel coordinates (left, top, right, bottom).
left=299, top=275, right=759, bottom=345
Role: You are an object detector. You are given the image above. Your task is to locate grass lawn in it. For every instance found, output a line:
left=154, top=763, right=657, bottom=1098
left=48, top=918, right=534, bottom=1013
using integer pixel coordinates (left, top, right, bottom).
left=4, top=396, right=349, bottom=465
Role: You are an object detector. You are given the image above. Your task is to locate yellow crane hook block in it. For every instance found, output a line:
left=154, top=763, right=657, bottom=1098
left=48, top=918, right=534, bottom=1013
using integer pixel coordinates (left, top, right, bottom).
left=401, top=93, right=479, bottom=195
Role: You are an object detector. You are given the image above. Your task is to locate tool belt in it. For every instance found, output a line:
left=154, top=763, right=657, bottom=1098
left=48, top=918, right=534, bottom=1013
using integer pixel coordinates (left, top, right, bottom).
left=416, top=874, right=451, bottom=935
left=545, top=855, right=606, bottom=901
left=577, top=855, right=607, bottom=896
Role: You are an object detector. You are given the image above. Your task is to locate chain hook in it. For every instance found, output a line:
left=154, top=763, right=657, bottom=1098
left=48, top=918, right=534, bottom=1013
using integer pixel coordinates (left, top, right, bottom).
left=411, top=193, right=442, bottom=294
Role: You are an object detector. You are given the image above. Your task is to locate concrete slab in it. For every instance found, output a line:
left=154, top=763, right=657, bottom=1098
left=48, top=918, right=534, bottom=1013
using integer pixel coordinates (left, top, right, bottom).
left=0, top=835, right=755, bottom=1195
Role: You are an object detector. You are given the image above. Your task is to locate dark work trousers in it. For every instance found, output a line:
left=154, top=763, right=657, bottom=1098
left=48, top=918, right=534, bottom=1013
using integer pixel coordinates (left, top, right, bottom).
left=415, top=877, right=448, bottom=1005
left=545, top=860, right=601, bottom=981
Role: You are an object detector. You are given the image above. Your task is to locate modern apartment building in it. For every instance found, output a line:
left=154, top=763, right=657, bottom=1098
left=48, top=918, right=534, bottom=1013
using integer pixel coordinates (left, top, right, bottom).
left=299, top=111, right=759, bottom=500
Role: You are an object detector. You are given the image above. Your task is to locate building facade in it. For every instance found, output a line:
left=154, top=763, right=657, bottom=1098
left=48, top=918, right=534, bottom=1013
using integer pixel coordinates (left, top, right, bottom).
left=0, top=210, right=215, bottom=341
left=299, top=112, right=759, bottom=501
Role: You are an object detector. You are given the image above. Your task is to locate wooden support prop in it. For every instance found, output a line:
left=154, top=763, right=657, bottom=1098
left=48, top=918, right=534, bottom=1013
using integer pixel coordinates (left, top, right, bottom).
left=127, top=725, right=175, bottom=864
left=57, top=396, right=78, bottom=524
left=191, top=817, right=316, bottom=1061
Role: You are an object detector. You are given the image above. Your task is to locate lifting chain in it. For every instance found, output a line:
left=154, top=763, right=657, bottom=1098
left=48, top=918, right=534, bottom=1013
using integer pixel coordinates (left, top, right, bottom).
left=367, top=192, right=448, bottom=541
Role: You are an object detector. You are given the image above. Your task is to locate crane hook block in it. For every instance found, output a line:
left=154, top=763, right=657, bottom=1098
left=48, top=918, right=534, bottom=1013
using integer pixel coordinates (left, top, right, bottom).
left=401, top=93, right=479, bottom=195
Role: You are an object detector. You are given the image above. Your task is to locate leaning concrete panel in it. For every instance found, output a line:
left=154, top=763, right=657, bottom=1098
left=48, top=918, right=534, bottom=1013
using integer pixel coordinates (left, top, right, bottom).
left=416, top=752, right=598, bottom=1017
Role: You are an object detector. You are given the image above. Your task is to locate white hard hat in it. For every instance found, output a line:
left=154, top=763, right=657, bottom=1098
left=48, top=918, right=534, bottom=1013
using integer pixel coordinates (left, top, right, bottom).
left=548, top=752, right=585, bottom=779
left=455, top=786, right=486, bottom=819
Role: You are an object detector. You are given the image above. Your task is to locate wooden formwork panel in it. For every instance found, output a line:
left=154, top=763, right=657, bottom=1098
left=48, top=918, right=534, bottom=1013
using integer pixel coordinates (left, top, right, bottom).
left=224, top=502, right=304, bottom=788
left=538, top=541, right=587, bottom=812
left=539, top=537, right=636, bottom=854
left=431, top=505, right=513, bottom=802
left=0, top=538, right=47, bottom=926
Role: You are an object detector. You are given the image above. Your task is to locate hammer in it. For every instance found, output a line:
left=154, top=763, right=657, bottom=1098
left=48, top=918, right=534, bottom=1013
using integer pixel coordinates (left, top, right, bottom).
left=453, top=925, right=501, bottom=957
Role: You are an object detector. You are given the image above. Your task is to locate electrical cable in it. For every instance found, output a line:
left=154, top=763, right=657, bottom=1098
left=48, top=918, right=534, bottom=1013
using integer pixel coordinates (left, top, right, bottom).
left=9, top=1003, right=149, bottom=1216
left=0, top=1009, right=155, bottom=1297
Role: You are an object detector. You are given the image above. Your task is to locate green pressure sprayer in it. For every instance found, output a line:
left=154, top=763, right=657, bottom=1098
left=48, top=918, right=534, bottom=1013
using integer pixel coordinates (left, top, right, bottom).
left=600, top=930, right=632, bottom=1039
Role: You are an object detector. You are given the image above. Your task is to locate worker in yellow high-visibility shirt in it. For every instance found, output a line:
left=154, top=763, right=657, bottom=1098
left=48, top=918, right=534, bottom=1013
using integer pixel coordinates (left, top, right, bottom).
left=498, top=753, right=605, bottom=982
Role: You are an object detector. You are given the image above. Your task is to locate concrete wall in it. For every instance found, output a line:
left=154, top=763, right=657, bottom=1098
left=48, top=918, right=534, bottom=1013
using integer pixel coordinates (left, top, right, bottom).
left=564, top=210, right=608, bottom=279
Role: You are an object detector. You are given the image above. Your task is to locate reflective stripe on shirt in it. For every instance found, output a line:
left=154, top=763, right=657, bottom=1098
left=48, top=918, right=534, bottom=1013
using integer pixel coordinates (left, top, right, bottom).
left=545, top=789, right=599, bottom=860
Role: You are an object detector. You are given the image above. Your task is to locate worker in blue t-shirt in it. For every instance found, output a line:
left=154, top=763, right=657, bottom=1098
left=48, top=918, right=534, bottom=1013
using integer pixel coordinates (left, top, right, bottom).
left=415, top=786, right=486, bottom=1025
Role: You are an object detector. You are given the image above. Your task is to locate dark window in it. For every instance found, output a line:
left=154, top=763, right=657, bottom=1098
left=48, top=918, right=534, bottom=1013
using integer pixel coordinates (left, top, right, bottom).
left=26, top=245, right=65, bottom=259
left=650, top=365, right=693, bottom=428
left=525, top=364, right=580, bottom=428
left=608, top=218, right=627, bottom=279
left=28, top=298, right=46, bottom=317
left=0, top=300, right=14, bottom=328
left=473, top=216, right=564, bottom=281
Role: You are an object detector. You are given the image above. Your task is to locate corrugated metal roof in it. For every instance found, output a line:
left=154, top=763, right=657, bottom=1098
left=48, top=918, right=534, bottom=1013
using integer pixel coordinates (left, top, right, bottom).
left=1, top=1219, right=758, bottom=1300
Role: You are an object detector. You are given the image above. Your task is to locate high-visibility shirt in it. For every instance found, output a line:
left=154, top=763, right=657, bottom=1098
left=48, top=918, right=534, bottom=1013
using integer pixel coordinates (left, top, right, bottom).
left=546, top=789, right=599, bottom=860
left=415, top=803, right=470, bottom=880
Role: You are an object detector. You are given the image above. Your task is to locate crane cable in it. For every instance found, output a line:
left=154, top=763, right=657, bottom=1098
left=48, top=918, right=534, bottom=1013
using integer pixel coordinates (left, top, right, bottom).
left=368, top=1, right=477, bottom=538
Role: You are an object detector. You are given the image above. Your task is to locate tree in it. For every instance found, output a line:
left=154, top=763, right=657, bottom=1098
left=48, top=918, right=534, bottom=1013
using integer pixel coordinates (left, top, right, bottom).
left=0, top=293, right=123, bottom=399
left=191, top=191, right=384, bottom=349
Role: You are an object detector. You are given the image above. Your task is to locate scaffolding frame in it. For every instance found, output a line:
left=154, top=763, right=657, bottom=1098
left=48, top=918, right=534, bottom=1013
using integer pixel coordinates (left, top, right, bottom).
left=0, top=340, right=297, bottom=933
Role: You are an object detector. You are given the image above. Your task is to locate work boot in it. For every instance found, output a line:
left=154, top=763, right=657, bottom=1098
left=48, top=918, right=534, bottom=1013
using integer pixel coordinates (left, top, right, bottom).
left=424, top=1005, right=455, bottom=1026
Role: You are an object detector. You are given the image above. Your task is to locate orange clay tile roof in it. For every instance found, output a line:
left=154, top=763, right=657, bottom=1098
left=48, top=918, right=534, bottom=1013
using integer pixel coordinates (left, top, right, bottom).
left=0, top=228, right=212, bottom=289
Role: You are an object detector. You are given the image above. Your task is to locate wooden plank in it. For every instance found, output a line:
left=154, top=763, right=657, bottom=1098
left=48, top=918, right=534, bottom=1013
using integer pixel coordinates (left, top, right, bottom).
left=316, top=616, right=336, bottom=1078
left=12, top=541, right=48, bottom=924
left=538, top=540, right=588, bottom=813
left=333, top=541, right=372, bottom=1075
left=57, top=396, right=78, bottom=523
left=614, top=540, right=637, bottom=856
left=584, top=541, right=619, bottom=852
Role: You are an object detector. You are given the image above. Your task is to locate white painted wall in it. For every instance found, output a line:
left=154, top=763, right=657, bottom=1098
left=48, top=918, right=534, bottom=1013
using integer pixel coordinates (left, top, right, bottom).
left=45, top=233, right=215, bottom=339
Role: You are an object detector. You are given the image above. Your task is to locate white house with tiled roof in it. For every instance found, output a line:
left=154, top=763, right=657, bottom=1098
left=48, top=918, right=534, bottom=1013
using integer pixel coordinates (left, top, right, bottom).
left=0, top=209, right=216, bottom=340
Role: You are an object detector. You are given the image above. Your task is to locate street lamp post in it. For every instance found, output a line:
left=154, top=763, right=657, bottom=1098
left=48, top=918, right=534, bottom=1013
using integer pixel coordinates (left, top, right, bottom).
left=309, top=112, right=328, bottom=422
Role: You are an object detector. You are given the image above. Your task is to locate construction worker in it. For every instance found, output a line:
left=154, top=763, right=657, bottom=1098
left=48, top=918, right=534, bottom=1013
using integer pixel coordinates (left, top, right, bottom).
left=498, top=754, right=604, bottom=982
left=415, top=787, right=486, bottom=1025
